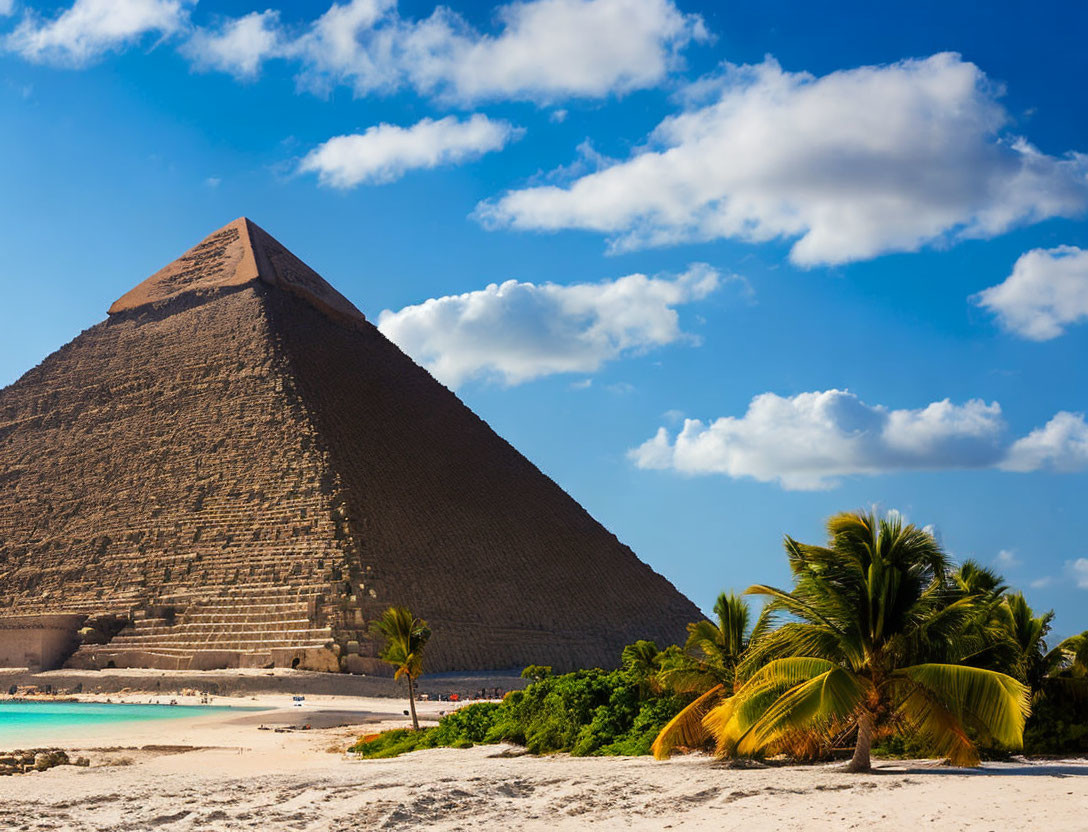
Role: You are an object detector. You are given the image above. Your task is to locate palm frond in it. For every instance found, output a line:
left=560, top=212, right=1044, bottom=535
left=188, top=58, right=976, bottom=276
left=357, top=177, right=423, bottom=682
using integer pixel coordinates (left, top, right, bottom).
left=735, top=656, right=840, bottom=695
left=887, top=676, right=980, bottom=765
left=747, top=602, right=775, bottom=647
left=702, top=695, right=741, bottom=756
left=733, top=667, right=867, bottom=756
left=745, top=584, right=844, bottom=634
left=707, top=657, right=846, bottom=756
left=370, top=606, right=431, bottom=679
left=651, top=684, right=726, bottom=760
left=656, top=661, right=723, bottom=695
left=953, top=560, right=1008, bottom=598
left=713, top=592, right=750, bottom=656
left=685, top=619, right=726, bottom=662
left=891, top=663, right=1030, bottom=753
left=738, top=622, right=851, bottom=679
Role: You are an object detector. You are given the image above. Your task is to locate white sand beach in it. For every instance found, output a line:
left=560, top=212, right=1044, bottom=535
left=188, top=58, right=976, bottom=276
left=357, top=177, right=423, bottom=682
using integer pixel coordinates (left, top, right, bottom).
left=1, top=692, right=1086, bottom=831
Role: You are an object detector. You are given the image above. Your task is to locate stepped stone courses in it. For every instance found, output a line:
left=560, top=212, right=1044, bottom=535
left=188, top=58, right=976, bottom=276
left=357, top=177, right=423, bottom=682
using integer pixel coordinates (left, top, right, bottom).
left=0, top=218, right=699, bottom=673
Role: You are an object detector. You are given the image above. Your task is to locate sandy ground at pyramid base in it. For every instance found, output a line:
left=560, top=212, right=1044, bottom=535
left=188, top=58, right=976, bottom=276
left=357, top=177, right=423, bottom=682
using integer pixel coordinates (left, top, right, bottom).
left=2, top=666, right=528, bottom=700
left=1, top=694, right=1086, bottom=832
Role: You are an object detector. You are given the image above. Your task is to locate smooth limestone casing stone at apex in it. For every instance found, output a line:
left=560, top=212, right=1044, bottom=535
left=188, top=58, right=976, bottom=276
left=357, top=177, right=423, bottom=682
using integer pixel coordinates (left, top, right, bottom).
left=0, top=218, right=699, bottom=673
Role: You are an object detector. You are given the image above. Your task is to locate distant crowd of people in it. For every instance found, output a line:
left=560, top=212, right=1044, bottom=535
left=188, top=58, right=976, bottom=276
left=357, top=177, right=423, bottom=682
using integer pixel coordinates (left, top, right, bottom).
left=417, top=687, right=506, bottom=702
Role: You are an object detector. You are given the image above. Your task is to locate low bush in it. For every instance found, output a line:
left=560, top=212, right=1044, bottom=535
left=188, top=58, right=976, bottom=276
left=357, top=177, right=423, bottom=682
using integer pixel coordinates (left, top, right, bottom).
left=351, top=657, right=688, bottom=759
left=350, top=703, right=502, bottom=758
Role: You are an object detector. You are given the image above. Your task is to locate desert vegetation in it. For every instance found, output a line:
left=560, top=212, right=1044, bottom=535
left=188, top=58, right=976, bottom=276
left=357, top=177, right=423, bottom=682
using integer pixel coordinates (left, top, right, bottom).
left=356, top=511, right=1088, bottom=767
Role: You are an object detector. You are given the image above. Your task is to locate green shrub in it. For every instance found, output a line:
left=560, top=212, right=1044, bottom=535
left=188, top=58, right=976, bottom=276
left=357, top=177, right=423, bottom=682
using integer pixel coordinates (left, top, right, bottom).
left=598, top=694, right=687, bottom=756
left=351, top=650, right=690, bottom=759
left=487, top=669, right=625, bottom=754
left=431, top=702, right=501, bottom=744
left=350, top=728, right=436, bottom=758
left=521, top=665, right=553, bottom=682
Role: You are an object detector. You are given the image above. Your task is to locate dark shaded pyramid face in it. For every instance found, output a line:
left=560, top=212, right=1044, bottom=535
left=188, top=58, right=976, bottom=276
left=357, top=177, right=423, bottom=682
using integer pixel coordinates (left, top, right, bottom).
left=0, top=219, right=698, bottom=674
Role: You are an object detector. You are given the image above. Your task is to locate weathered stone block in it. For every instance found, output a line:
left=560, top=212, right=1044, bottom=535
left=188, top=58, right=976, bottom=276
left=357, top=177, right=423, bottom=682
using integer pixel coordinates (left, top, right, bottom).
left=342, top=654, right=391, bottom=676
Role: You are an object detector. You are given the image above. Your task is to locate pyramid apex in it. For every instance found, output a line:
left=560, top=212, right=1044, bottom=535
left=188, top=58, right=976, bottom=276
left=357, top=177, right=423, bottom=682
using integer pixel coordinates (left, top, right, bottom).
left=108, top=218, right=365, bottom=325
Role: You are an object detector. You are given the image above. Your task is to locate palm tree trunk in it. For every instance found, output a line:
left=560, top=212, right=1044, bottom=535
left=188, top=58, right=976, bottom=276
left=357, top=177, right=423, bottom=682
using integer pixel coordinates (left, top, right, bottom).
left=847, top=711, right=873, bottom=772
left=406, top=675, right=420, bottom=731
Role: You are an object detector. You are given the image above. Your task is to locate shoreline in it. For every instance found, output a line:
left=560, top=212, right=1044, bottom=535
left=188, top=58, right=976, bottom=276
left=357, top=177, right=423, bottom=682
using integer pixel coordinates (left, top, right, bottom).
left=0, top=692, right=1086, bottom=830
left=0, top=691, right=457, bottom=750
left=3, top=674, right=1086, bottom=830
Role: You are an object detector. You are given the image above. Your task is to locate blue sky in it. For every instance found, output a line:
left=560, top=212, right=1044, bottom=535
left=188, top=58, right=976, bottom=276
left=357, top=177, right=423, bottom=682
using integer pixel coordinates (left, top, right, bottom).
left=2, top=0, right=1088, bottom=637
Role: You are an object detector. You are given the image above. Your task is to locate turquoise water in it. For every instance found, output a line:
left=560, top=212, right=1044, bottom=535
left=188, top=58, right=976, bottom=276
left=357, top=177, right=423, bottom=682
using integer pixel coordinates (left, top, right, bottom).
left=0, top=701, right=255, bottom=743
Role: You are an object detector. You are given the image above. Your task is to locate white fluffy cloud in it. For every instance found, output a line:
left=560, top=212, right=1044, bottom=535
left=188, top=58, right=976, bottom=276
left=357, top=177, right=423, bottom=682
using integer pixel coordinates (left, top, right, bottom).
left=377, top=264, right=722, bottom=387
left=1002, top=411, right=1088, bottom=473
left=1070, top=559, right=1088, bottom=589
left=974, top=246, right=1088, bottom=340
left=5, top=0, right=703, bottom=102
left=478, top=53, right=1088, bottom=265
left=0, top=1, right=14, bottom=18
left=288, top=0, right=706, bottom=103
left=285, top=0, right=398, bottom=93
left=631, top=389, right=1088, bottom=490
left=172, top=0, right=702, bottom=103
left=299, top=115, right=521, bottom=187
left=6, top=0, right=191, bottom=65
left=182, top=10, right=282, bottom=79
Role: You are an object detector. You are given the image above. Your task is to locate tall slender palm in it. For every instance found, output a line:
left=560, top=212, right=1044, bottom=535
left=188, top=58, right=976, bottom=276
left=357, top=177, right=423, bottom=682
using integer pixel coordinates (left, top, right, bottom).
left=997, top=593, right=1055, bottom=693
left=983, top=590, right=1087, bottom=706
left=370, top=606, right=431, bottom=730
left=704, top=511, right=1030, bottom=772
left=652, top=592, right=767, bottom=759
left=948, top=562, right=1026, bottom=675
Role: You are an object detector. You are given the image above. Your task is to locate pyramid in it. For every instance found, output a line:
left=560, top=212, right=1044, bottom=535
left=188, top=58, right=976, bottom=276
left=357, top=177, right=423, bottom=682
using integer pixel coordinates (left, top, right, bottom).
left=0, top=218, right=699, bottom=674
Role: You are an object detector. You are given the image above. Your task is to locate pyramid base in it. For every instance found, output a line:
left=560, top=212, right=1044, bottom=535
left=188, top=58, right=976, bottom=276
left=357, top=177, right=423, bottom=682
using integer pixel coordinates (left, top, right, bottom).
left=65, top=645, right=342, bottom=673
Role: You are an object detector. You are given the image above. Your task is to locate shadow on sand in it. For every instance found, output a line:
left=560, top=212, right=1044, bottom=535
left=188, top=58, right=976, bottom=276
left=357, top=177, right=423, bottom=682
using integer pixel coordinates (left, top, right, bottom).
left=880, top=761, right=1088, bottom=778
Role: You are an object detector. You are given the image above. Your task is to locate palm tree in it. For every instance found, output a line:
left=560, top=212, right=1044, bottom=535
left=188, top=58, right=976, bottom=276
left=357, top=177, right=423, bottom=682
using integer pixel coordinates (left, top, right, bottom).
left=947, top=562, right=1028, bottom=676
left=983, top=591, right=1087, bottom=714
left=370, top=606, right=431, bottom=730
left=1040, top=630, right=1088, bottom=699
left=652, top=592, right=767, bottom=759
left=951, top=560, right=1008, bottom=599
left=621, top=639, right=662, bottom=696
left=997, top=592, right=1055, bottom=693
left=1050, top=631, right=1088, bottom=677
left=704, top=511, right=1030, bottom=772
left=971, top=590, right=1084, bottom=701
